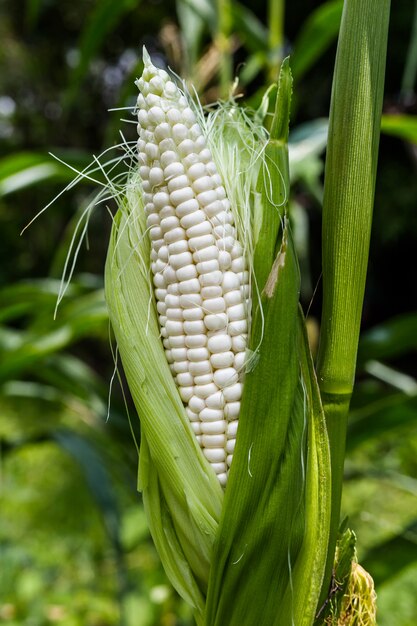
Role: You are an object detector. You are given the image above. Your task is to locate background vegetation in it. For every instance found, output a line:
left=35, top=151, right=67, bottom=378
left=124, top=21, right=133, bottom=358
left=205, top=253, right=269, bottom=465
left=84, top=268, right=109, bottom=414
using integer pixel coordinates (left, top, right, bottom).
left=0, top=1, right=416, bottom=624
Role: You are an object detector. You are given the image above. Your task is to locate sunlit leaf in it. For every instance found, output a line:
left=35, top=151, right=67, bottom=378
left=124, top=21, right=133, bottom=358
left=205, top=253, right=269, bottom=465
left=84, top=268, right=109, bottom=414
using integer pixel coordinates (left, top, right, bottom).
left=0, top=290, right=108, bottom=382
left=381, top=114, right=417, bottom=145
left=362, top=520, right=417, bottom=586
left=174, top=0, right=216, bottom=33
left=289, top=118, right=328, bottom=184
left=0, top=152, right=90, bottom=197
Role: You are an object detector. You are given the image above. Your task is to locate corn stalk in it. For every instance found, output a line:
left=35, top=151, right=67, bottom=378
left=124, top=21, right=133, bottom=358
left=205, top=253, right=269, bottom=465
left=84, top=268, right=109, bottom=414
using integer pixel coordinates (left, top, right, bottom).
left=316, top=0, right=391, bottom=613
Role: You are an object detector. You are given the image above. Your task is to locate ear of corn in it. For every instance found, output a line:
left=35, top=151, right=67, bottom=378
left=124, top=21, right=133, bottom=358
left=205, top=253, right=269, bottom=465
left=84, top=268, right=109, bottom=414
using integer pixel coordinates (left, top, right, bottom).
left=105, top=52, right=331, bottom=626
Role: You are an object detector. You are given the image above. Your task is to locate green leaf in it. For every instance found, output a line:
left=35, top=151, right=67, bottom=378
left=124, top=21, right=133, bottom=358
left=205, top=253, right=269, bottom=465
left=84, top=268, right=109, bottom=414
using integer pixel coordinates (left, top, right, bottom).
left=291, top=0, right=343, bottom=81
left=0, top=290, right=108, bottom=382
left=175, top=0, right=216, bottom=34
left=0, top=277, right=101, bottom=323
left=289, top=118, right=328, bottom=184
left=362, top=520, right=417, bottom=586
left=0, top=152, right=91, bottom=197
left=381, top=114, right=417, bottom=145
left=176, top=0, right=206, bottom=73
left=317, top=0, right=391, bottom=395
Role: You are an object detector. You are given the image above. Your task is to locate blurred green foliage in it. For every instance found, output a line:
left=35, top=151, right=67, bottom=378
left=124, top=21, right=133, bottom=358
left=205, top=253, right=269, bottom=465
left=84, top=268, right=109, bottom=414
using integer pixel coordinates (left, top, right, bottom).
left=0, top=0, right=416, bottom=624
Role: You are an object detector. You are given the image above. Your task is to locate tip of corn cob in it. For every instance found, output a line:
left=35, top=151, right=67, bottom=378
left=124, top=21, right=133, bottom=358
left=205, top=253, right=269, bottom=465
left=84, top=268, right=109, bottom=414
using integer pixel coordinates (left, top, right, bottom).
left=135, top=48, right=251, bottom=486
left=142, top=45, right=151, bottom=67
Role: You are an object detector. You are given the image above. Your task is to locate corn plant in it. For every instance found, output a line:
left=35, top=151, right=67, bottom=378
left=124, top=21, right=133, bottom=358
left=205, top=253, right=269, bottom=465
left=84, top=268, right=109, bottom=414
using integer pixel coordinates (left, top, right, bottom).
left=103, top=0, right=391, bottom=624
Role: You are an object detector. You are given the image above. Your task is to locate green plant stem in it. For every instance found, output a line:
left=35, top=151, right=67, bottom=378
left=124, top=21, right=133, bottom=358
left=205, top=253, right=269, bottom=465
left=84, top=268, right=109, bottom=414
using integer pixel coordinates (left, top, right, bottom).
left=316, top=0, right=391, bottom=614
left=217, top=0, right=233, bottom=98
left=268, top=0, right=285, bottom=80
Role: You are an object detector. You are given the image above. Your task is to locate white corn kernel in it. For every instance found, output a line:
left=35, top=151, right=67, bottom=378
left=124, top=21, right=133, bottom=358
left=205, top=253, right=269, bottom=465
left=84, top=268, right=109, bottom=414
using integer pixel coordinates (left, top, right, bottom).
left=194, top=373, right=213, bottom=385
left=187, top=347, right=209, bottom=362
left=189, top=395, right=205, bottom=413
left=204, top=313, right=227, bottom=331
left=186, top=221, right=212, bottom=238
left=199, top=271, right=223, bottom=288
left=195, top=383, right=218, bottom=399
left=185, top=335, right=207, bottom=349
left=203, top=297, right=226, bottom=314
left=226, top=438, right=236, bottom=454
left=201, top=285, right=222, bottom=299
left=232, top=334, right=247, bottom=352
left=202, top=434, right=226, bottom=448
left=201, top=420, right=227, bottom=435
left=205, top=391, right=225, bottom=409
left=183, top=320, right=205, bottom=335
left=225, top=402, right=240, bottom=419
left=234, top=352, right=246, bottom=370
left=189, top=360, right=211, bottom=376
left=227, top=420, right=239, bottom=437
left=222, top=383, right=242, bottom=402
left=200, top=407, right=224, bottom=422
left=191, top=422, right=202, bottom=435
left=179, top=279, right=201, bottom=294
left=176, top=265, right=197, bottom=281
left=210, top=351, right=235, bottom=369
left=227, top=303, right=246, bottom=322
left=218, top=472, right=228, bottom=486
left=203, top=448, right=226, bottom=463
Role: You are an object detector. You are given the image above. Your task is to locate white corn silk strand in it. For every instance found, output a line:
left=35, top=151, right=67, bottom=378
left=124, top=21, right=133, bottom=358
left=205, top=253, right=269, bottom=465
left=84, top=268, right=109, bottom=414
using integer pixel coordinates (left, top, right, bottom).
left=136, top=49, right=250, bottom=486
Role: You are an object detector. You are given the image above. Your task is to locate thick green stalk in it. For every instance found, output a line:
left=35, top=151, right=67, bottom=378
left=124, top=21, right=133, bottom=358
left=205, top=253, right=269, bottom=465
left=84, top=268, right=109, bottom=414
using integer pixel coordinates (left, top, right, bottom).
left=316, top=0, right=391, bottom=611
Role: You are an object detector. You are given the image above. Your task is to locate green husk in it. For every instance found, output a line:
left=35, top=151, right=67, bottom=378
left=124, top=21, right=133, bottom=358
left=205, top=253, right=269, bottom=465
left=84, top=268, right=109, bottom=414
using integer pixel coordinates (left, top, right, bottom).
left=204, top=63, right=331, bottom=626
left=253, top=57, right=291, bottom=293
left=105, top=179, right=223, bottom=622
left=278, top=308, right=331, bottom=625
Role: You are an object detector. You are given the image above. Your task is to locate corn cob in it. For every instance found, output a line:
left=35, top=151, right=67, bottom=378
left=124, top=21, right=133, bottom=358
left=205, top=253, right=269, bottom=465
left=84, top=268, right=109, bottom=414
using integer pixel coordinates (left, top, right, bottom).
left=136, top=50, right=250, bottom=485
